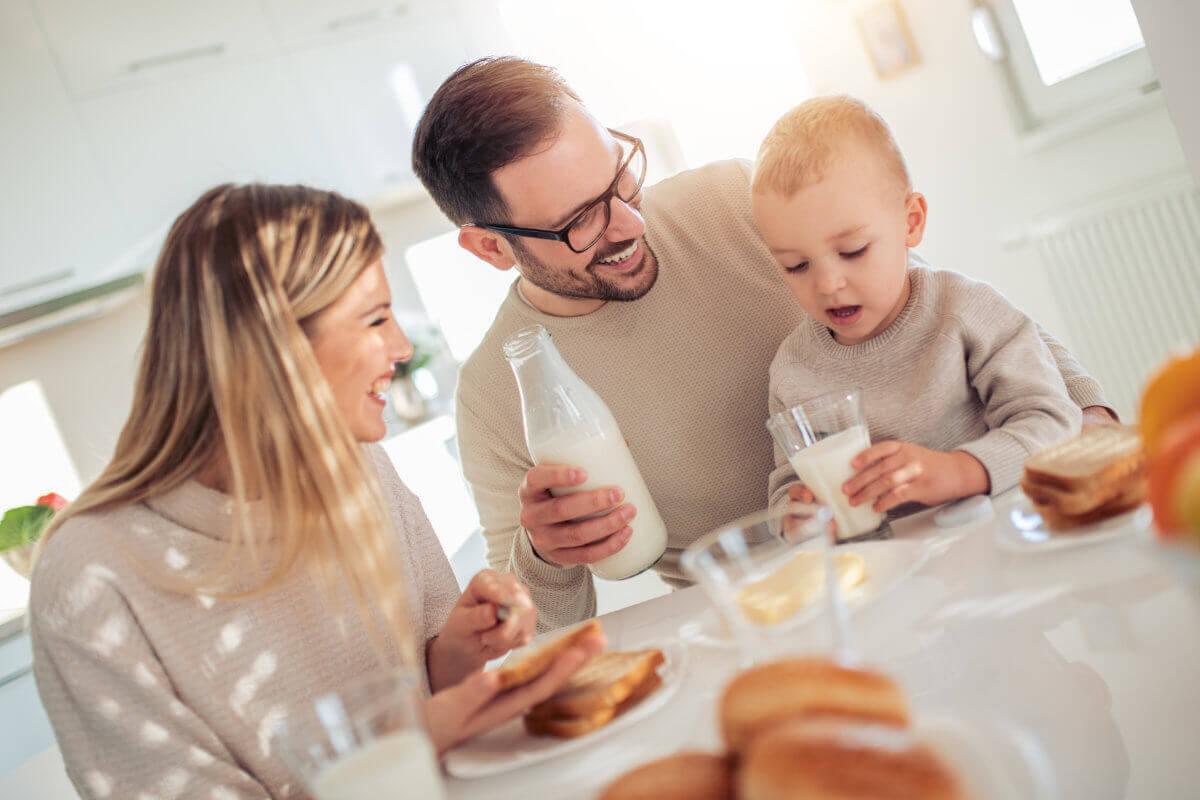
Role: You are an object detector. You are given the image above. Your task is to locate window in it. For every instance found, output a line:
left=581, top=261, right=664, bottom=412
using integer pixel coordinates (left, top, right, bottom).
left=981, top=0, right=1157, bottom=130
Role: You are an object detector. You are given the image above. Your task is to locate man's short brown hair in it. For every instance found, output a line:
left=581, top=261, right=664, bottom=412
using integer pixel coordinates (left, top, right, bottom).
left=412, top=57, right=582, bottom=227
left=752, top=95, right=911, bottom=199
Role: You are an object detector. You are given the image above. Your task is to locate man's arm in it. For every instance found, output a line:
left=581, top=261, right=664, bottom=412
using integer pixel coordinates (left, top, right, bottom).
left=1035, top=322, right=1118, bottom=424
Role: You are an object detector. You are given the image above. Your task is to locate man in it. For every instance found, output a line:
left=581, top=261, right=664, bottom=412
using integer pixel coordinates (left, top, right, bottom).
left=412, top=57, right=1115, bottom=631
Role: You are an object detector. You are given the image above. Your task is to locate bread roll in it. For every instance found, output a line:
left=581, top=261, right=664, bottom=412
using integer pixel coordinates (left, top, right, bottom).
left=720, top=658, right=908, bottom=753
left=598, top=752, right=735, bottom=800
left=739, top=720, right=964, bottom=800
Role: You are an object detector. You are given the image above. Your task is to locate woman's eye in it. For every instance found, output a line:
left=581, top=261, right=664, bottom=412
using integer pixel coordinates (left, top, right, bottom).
left=785, top=261, right=809, bottom=273
left=841, top=245, right=869, bottom=259
left=370, top=317, right=388, bottom=327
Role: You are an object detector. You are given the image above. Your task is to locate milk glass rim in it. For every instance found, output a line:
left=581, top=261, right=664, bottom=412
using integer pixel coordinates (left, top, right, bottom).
left=764, top=388, right=865, bottom=428
left=680, top=504, right=833, bottom=578
left=271, top=667, right=427, bottom=779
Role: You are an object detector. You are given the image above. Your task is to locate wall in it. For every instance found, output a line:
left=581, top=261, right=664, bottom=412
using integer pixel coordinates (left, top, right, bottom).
left=781, top=0, right=1189, bottom=355
left=1132, top=0, right=1200, bottom=185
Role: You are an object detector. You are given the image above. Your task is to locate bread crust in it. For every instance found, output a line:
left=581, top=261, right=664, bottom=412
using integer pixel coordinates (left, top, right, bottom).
left=739, top=720, right=965, bottom=800
left=493, top=619, right=603, bottom=691
left=1022, top=425, right=1144, bottom=493
left=526, top=649, right=665, bottom=718
left=720, top=658, right=909, bottom=753
left=1032, top=478, right=1146, bottom=530
left=597, top=752, right=735, bottom=800
left=523, top=671, right=663, bottom=738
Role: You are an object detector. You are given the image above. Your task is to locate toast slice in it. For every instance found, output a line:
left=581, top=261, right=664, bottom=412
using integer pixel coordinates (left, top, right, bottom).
left=1022, top=425, right=1144, bottom=493
left=523, top=670, right=664, bottom=739
left=493, top=619, right=604, bottom=691
left=1031, top=478, right=1146, bottom=531
left=1021, top=461, right=1146, bottom=515
left=526, top=649, right=665, bottom=718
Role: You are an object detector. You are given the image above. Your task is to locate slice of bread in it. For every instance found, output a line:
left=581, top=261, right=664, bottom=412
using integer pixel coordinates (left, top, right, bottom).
left=597, top=752, right=735, bottom=800
left=493, top=619, right=604, bottom=691
left=1023, top=425, right=1144, bottom=493
left=1032, top=478, right=1146, bottom=531
left=1020, top=468, right=1144, bottom=515
left=720, top=658, right=909, bottom=754
left=526, top=649, right=665, bottom=718
left=523, top=670, right=663, bottom=738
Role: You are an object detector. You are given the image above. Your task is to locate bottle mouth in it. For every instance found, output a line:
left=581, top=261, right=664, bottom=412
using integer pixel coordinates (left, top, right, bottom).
left=502, top=324, right=550, bottom=360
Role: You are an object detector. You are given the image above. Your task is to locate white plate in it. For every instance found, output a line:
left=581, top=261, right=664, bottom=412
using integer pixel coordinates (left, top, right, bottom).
left=678, top=539, right=931, bottom=648
left=443, top=638, right=688, bottom=779
left=919, top=711, right=1057, bottom=800
left=994, top=500, right=1152, bottom=554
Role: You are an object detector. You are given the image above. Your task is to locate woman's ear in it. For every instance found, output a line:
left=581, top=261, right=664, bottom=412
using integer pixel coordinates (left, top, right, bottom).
left=458, top=227, right=518, bottom=271
left=904, top=192, right=928, bottom=247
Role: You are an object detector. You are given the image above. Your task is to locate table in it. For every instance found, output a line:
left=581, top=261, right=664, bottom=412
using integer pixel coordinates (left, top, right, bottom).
left=444, top=491, right=1200, bottom=800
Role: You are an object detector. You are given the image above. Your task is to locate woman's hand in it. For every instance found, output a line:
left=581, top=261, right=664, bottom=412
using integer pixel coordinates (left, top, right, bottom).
left=843, top=442, right=990, bottom=513
left=426, top=570, right=537, bottom=692
left=424, top=630, right=606, bottom=754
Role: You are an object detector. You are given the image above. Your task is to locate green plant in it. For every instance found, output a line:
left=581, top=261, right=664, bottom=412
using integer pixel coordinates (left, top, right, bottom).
left=0, top=493, right=66, bottom=552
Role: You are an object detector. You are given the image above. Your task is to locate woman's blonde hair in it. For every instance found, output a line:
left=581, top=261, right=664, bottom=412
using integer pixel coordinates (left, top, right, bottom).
left=40, top=184, right=414, bottom=664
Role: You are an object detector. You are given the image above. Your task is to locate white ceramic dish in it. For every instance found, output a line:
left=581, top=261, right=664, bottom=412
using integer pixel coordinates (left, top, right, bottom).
left=994, top=500, right=1151, bottom=554
left=919, top=711, right=1057, bottom=800
left=678, top=539, right=931, bottom=648
left=443, top=638, right=688, bottom=779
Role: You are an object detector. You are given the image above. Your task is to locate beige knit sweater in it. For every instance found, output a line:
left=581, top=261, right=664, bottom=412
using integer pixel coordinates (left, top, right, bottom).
left=767, top=266, right=1083, bottom=514
left=455, top=159, right=1110, bottom=633
left=30, top=444, right=459, bottom=800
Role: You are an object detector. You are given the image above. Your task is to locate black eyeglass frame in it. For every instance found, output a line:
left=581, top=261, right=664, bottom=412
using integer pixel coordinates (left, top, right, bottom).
left=469, top=130, right=647, bottom=254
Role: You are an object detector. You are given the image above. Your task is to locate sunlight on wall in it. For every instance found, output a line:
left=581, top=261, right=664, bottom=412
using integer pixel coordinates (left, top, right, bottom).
left=0, top=380, right=81, bottom=616
left=1012, top=0, right=1144, bottom=85
left=498, top=0, right=812, bottom=169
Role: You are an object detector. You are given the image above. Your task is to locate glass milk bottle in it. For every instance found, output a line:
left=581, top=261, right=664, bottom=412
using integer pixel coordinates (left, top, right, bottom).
left=503, top=324, right=667, bottom=580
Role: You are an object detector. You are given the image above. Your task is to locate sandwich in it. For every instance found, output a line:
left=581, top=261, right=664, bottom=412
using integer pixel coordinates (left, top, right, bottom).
left=1021, top=425, right=1146, bottom=530
left=523, top=648, right=665, bottom=738
left=493, top=619, right=605, bottom=691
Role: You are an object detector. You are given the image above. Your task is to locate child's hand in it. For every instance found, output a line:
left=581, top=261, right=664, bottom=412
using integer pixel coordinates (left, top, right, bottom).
left=781, top=483, right=829, bottom=542
left=843, top=442, right=990, bottom=513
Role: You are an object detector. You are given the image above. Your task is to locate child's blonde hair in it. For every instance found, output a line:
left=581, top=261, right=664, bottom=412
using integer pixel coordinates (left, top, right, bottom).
left=753, top=95, right=910, bottom=198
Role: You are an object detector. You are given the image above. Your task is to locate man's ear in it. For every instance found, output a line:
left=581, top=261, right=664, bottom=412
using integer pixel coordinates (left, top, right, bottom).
left=904, top=192, right=928, bottom=248
left=458, top=226, right=518, bottom=271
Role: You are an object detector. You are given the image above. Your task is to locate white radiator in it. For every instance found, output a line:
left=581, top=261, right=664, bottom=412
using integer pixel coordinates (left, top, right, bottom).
left=1030, top=173, right=1200, bottom=421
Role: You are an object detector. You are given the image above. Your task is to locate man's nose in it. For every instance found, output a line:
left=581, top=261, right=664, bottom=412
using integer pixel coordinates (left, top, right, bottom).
left=603, top=196, right=645, bottom=242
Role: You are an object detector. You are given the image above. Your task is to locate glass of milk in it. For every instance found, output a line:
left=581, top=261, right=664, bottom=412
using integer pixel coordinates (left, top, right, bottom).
left=503, top=324, right=668, bottom=581
left=273, top=670, right=446, bottom=800
left=766, top=390, right=891, bottom=543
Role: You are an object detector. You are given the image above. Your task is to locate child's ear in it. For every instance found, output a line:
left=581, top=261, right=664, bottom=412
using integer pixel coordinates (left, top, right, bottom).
left=458, top=226, right=518, bottom=271
left=904, top=192, right=928, bottom=247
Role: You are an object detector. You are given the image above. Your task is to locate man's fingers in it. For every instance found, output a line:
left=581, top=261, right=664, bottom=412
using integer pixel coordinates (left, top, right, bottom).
left=519, top=464, right=587, bottom=500
left=544, top=526, right=634, bottom=567
left=521, top=487, right=625, bottom=528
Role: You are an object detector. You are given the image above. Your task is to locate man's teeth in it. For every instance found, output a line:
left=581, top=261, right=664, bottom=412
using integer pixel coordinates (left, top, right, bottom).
left=598, top=242, right=637, bottom=265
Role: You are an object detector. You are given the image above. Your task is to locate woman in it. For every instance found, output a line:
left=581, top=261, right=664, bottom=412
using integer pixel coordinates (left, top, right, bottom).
left=29, top=184, right=602, bottom=800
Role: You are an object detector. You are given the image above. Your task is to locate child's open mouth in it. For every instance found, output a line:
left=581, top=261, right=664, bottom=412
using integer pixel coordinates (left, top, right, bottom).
left=826, top=305, right=862, bottom=326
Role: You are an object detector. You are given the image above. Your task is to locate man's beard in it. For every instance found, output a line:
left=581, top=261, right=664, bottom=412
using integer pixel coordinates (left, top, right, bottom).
left=510, top=237, right=658, bottom=302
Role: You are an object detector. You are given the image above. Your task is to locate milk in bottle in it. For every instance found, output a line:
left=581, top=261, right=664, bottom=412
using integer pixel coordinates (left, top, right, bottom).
left=503, top=325, right=667, bottom=580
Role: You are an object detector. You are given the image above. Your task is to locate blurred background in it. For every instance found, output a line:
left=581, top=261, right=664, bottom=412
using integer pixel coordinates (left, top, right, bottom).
left=2, top=0, right=1199, bottom=783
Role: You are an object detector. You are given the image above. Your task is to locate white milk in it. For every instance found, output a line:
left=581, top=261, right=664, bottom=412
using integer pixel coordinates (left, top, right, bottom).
left=311, top=730, right=445, bottom=800
left=786, top=424, right=884, bottom=540
left=534, top=426, right=668, bottom=581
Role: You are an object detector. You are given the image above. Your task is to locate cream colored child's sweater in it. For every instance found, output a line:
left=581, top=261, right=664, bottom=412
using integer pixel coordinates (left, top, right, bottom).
left=767, top=266, right=1083, bottom=514
left=455, top=159, right=1109, bottom=632
left=30, top=445, right=459, bottom=800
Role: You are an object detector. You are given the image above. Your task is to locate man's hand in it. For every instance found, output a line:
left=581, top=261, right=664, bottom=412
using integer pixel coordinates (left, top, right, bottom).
left=1082, top=405, right=1119, bottom=428
left=843, top=441, right=990, bottom=513
left=518, top=464, right=635, bottom=568
left=424, top=629, right=606, bottom=754
left=426, top=570, right=536, bottom=692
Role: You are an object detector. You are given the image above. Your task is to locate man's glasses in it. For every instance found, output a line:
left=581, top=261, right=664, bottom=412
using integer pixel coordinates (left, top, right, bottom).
left=472, top=130, right=647, bottom=254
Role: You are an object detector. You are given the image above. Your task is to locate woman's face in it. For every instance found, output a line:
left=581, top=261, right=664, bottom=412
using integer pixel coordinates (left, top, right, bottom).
left=308, top=259, right=412, bottom=442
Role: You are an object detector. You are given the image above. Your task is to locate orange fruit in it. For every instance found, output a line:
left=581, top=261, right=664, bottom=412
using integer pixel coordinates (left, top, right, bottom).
left=1147, top=411, right=1200, bottom=538
left=1140, top=348, right=1200, bottom=455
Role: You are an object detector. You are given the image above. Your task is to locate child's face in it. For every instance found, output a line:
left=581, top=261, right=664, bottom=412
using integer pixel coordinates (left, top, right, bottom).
left=753, top=142, right=927, bottom=345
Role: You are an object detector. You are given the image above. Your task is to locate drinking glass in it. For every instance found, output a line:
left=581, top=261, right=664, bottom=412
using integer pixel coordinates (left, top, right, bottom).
left=681, top=504, right=855, bottom=666
left=273, top=670, right=446, bottom=800
left=766, top=389, right=892, bottom=543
